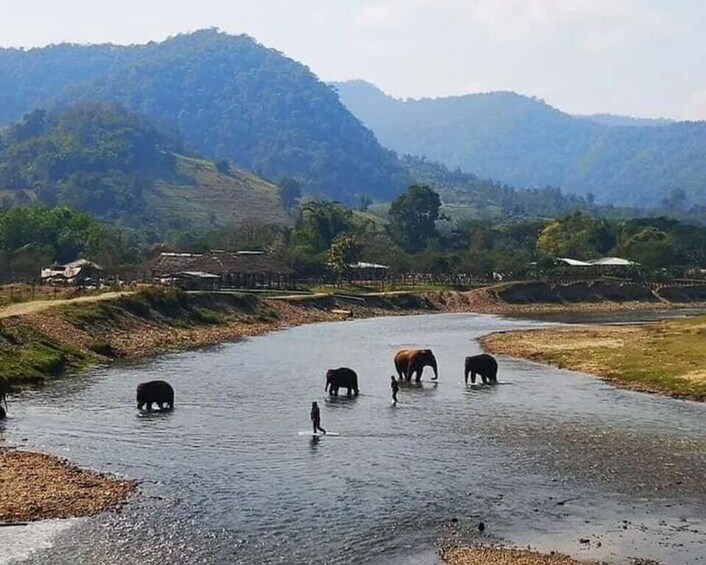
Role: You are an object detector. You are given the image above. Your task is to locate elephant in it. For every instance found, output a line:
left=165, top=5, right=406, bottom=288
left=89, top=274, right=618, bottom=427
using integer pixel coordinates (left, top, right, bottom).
left=0, top=378, right=8, bottom=418
left=325, top=368, right=359, bottom=396
left=394, top=349, right=438, bottom=382
left=136, top=380, right=174, bottom=411
left=464, top=354, right=498, bottom=385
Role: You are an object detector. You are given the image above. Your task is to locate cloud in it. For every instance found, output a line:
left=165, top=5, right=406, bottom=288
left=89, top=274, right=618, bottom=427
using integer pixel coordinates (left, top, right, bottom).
left=683, top=88, right=706, bottom=121
left=353, top=0, right=434, bottom=30
left=353, top=0, right=679, bottom=48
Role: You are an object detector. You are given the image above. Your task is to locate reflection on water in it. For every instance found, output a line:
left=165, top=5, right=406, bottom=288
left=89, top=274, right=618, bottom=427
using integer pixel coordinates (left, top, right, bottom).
left=3, top=313, right=706, bottom=564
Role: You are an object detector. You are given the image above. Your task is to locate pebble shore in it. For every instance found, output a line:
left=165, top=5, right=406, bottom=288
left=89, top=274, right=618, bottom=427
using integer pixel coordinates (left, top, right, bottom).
left=0, top=448, right=135, bottom=523
left=441, top=547, right=606, bottom=565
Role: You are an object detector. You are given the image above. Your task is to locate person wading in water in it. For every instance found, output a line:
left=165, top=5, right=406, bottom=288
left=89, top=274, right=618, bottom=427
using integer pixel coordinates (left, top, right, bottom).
left=311, top=401, right=326, bottom=434
left=391, top=375, right=399, bottom=404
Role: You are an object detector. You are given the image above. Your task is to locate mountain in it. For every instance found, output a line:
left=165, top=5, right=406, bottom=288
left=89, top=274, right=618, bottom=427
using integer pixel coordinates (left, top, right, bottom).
left=576, top=114, right=674, bottom=128
left=334, top=80, right=706, bottom=207
left=0, top=103, right=289, bottom=229
left=0, top=31, right=405, bottom=203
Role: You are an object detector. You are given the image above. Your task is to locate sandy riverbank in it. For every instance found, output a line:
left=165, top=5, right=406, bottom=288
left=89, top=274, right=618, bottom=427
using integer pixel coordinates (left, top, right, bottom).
left=0, top=448, right=135, bottom=523
left=481, top=315, right=706, bottom=401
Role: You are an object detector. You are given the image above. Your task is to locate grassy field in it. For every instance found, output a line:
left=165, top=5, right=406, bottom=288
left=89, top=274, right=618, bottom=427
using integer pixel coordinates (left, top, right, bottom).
left=147, top=155, right=290, bottom=227
left=481, top=315, right=706, bottom=400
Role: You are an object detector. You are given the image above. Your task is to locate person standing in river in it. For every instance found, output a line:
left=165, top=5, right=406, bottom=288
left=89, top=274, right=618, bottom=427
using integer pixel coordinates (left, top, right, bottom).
left=391, top=375, right=399, bottom=405
left=310, top=401, right=326, bottom=434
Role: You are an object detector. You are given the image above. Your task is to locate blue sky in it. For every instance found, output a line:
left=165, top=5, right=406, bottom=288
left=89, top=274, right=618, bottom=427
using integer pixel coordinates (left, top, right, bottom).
left=3, top=0, right=705, bottom=119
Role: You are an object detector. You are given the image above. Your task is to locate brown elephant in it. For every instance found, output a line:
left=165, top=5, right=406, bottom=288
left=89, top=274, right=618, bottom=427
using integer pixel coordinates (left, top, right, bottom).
left=394, top=349, right=438, bottom=382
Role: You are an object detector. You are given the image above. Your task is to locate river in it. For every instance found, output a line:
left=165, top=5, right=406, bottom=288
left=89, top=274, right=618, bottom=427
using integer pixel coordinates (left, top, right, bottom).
left=2, top=313, right=705, bottom=564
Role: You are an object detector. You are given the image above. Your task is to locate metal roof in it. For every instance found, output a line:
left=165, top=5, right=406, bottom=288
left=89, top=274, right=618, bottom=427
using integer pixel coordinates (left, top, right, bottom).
left=348, top=261, right=390, bottom=269
left=588, top=257, right=636, bottom=266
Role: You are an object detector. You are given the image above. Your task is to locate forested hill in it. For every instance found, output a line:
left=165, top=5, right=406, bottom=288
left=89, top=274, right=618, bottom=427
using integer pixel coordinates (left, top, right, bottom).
left=334, top=80, right=706, bottom=207
left=0, top=103, right=289, bottom=229
left=0, top=30, right=405, bottom=203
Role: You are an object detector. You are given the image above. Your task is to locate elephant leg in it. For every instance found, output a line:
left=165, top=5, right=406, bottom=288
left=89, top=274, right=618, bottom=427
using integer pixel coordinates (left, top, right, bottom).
left=481, top=373, right=489, bottom=384
left=347, top=387, right=352, bottom=397
left=471, top=372, right=477, bottom=384
left=147, top=401, right=153, bottom=412
left=415, top=369, right=421, bottom=382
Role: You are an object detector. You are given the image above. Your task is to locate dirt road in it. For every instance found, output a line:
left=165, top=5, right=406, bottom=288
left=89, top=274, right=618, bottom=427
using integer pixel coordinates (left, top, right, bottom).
left=0, top=292, right=133, bottom=320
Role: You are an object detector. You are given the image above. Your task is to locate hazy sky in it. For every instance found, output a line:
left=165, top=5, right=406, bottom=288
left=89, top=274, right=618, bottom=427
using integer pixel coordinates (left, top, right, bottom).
left=3, top=0, right=706, bottom=120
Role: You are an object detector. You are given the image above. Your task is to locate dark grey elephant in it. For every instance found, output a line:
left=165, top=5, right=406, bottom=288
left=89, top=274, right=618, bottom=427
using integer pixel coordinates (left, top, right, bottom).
left=136, top=380, right=174, bottom=411
left=325, top=368, right=359, bottom=396
left=464, top=354, right=498, bottom=385
left=0, top=378, right=8, bottom=419
left=394, top=349, right=438, bottom=382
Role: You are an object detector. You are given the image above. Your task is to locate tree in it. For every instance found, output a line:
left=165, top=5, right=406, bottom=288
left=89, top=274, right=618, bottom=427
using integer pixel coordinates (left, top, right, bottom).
left=279, top=178, right=302, bottom=212
left=215, top=160, right=231, bottom=174
left=355, top=194, right=372, bottom=212
left=618, top=227, right=676, bottom=270
left=326, top=234, right=362, bottom=281
left=291, top=201, right=355, bottom=253
left=661, top=188, right=688, bottom=212
left=388, top=185, right=442, bottom=252
left=536, top=211, right=615, bottom=259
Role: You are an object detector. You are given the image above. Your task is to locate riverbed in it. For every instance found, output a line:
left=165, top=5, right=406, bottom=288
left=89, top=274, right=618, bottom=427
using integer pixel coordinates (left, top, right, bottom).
left=2, top=313, right=705, bottom=564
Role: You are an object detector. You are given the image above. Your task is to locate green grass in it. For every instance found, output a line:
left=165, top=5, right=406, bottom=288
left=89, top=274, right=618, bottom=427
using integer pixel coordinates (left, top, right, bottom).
left=0, top=328, right=90, bottom=386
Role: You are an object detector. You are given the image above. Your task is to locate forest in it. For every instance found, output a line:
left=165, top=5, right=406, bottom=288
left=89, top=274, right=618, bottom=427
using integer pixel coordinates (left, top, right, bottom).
left=0, top=30, right=405, bottom=204
left=335, top=80, right=706, bottom=208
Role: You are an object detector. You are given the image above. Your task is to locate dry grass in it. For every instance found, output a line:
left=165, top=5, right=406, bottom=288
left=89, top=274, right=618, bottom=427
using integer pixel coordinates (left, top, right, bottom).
left=147, top=155, right=290, bottom=227
left=0, top=449, right=135, bottom=522
left=481, top=316, right=706, bottom=400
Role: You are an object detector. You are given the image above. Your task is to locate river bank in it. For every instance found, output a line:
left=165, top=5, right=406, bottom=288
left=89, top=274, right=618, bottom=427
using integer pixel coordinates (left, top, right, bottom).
left=5, top=284, right=706, bottom=390
left=2, top=301, right=703, bottom=563
left=1, top=284, right=705, bottom=529
left=0, top=447, right=135, bottom=523
left=481, top=314, right=706, bottom=401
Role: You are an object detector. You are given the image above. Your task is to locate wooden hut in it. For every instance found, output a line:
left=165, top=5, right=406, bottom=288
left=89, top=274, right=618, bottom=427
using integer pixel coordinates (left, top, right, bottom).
left=150, top=252, right=294, bottom=289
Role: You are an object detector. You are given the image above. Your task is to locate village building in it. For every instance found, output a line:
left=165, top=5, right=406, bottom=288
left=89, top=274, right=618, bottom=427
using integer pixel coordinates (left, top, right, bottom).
left=150, top=251, right=294, bottom=289
left=347, top=261, right=390, bottom=281
left=40, top=259, right=104, bottom=286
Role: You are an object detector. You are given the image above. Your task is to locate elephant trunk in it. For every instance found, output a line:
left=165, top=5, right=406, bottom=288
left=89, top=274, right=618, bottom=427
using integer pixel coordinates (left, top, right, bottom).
left=430, top=357, right=438, bottom=380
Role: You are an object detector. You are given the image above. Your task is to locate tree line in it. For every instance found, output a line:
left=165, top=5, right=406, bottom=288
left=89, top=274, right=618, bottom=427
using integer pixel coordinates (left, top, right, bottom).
left=4, top=185, right=706, bottom=281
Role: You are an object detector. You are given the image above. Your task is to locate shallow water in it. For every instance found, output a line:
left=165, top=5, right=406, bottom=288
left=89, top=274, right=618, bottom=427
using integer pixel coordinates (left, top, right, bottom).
left=3, top=313, right=706, bottom=564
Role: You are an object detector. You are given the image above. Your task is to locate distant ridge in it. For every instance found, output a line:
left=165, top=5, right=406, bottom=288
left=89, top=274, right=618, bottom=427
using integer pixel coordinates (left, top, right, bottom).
left=334, top=80, right=706, bottom=206
left=0, top=31, right=405, bottom=203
